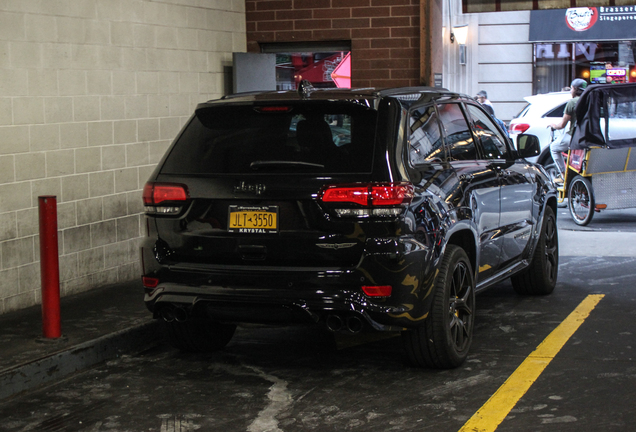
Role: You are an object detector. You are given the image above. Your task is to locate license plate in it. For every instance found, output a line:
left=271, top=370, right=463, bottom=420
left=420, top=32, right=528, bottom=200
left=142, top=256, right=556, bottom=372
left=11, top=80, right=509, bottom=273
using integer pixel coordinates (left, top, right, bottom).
left=228, top=206, right=278, bottom=233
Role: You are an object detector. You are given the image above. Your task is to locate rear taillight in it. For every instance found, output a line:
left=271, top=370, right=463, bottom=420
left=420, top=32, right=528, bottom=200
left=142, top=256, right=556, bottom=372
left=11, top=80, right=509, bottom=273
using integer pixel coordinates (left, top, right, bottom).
left=142, top=276, right=159, bottom=288
left=320, top=182, right=414, bottom=217
left=143, top=182, right=188, bottom=215
left=509, top=123, right=530, bottom=134
left=362, top=285, right=392, bottom=297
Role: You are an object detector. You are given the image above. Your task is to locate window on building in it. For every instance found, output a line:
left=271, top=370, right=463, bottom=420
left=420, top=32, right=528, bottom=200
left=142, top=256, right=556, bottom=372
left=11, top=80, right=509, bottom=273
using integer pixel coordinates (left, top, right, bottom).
left=261, top=42, right=352, bottom=91
left=534, top=43, right=574, bottom=94
left=534, top=41, right=636, bottom=94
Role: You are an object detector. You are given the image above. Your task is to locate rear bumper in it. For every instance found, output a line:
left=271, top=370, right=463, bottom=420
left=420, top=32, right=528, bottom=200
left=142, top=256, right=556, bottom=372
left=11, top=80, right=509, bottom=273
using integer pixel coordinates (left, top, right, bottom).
left=141, top=234, right=439, bottom=331
left=145, top=283, right=412, bottom=331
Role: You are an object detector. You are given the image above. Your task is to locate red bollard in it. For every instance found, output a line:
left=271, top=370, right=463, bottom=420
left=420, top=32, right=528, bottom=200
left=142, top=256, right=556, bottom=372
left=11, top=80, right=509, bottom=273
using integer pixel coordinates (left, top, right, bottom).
left=38, top=196, right=61, bottom=339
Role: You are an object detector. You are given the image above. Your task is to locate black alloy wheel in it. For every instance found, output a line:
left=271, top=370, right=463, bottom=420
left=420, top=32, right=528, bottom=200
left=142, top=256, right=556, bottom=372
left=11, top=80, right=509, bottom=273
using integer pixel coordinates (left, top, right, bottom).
left=402, top=245, right=475, bottom=369
left=448, top=257, right=473, bottom=354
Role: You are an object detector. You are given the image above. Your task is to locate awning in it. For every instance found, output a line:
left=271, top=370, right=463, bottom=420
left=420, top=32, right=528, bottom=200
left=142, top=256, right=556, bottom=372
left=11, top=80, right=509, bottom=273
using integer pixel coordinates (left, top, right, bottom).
left=529, top=6, right=636, bottom=42
left=463, top=0, right=636, bottom=14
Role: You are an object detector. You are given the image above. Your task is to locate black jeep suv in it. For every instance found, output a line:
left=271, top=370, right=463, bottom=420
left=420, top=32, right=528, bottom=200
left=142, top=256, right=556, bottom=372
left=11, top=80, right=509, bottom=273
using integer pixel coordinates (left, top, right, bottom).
left=140, top=85, right=558, bottom=368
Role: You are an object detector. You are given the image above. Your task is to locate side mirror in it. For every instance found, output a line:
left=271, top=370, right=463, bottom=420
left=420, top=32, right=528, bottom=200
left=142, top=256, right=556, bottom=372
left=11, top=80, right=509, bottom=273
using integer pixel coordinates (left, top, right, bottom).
left=516, top=134, right=541, bottom=158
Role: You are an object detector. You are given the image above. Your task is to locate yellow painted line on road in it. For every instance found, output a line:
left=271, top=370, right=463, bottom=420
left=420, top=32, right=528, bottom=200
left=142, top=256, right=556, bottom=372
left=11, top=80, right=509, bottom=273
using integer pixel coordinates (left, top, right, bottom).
left=459, top=294, right=604, bottom=432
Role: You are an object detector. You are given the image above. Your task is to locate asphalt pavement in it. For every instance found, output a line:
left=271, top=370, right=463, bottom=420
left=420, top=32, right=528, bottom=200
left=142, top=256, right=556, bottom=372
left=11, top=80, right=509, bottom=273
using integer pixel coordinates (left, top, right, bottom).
left=0, top=206, right=635, bottom=401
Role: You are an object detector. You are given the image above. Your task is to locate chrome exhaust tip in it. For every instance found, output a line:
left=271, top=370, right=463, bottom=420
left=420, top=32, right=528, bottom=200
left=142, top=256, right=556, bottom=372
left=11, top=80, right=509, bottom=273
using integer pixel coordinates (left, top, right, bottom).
left=325, top=314, right=344, bottom=332
left=159, top=307, right=175, bottom=323
left=173, top=307, right=189, bottom=323
left=346, top=315, right=364, bottom=334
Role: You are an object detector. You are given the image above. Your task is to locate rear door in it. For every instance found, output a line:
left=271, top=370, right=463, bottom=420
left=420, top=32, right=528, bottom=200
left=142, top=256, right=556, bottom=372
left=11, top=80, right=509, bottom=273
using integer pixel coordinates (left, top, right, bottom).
left=149, top=101, right=380, bottom=270
left=436, top=102, right=503, bottom=281
left=465, top=103, right=534, bottom=268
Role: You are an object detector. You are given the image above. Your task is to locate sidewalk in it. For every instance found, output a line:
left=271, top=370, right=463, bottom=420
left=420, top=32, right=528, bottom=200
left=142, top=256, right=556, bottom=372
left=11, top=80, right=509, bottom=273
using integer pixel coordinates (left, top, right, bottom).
left=0, top=280, right=162, bottom=400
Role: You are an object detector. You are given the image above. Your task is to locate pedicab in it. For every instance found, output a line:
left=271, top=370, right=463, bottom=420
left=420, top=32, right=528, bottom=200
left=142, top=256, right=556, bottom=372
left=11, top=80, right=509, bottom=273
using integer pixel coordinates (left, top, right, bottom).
left=537, top=83, right=636, bottom=226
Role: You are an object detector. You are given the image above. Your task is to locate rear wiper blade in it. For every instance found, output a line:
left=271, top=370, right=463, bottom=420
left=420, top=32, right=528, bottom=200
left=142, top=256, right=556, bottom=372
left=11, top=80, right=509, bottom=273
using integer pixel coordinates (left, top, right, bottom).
left=250, top=161, right=325, bottom=170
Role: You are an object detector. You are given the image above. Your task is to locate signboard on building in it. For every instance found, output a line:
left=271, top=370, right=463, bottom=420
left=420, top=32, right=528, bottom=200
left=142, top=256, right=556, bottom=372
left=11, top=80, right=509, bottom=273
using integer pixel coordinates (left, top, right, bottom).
left=464, top=0, right=634, bottom=14
left=530, top=6, right=636, bottom=42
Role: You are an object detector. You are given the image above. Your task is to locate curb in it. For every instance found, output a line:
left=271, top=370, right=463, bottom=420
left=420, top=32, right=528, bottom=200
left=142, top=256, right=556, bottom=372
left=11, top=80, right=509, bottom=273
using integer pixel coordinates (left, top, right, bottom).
left=0, top=320, right=162, bottom=401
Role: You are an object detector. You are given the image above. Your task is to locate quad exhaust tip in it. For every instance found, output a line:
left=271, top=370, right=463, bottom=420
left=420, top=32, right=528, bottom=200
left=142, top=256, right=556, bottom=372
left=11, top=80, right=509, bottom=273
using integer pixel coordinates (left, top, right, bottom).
left=326, top=313, right=365, bottom=334
left=158, top=305, right=190, bottom=323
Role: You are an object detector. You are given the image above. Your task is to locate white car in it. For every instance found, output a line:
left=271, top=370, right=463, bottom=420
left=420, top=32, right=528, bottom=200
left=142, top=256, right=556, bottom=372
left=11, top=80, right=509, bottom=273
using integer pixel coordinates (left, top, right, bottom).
left=509, top=91, right=571, bottom=166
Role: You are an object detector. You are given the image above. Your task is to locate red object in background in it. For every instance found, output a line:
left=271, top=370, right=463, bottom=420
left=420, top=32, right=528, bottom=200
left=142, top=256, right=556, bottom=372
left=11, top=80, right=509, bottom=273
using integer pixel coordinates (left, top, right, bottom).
left=39, top=195, right=61, bottom=339
left=331, top=52, right=351, bottom=88
left=568, top=149, right=586, bottom=172
left=292, top=52, right=350, bottom=87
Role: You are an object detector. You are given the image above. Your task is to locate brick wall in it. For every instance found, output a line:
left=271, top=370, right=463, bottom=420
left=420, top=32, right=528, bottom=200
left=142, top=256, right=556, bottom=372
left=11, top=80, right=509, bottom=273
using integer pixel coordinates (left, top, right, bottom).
left=0, top=0, right=246, bottom=314
left=246, top=0, right=420, bottom=88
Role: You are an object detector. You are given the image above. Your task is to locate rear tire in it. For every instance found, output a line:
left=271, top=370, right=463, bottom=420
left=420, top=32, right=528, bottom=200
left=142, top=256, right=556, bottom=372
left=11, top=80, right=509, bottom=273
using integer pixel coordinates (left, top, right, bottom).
left=402, top=245, right=475, bottom=369
left=568, top=175, right=594, bottom=226
left=511, top=206, right=558, bottom=295
left=163, top=314, right=236, bottom=353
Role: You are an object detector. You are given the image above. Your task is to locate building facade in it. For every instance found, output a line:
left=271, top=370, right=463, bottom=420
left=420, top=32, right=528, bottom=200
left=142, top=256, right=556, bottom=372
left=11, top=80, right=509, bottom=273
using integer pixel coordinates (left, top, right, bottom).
left=246, top=0, right=423, bottom=89
left=244, top=0, right=531, bottom=121
left=443, top=7, right=532, bottom=121
left=445, top=5, right=636, bottom=121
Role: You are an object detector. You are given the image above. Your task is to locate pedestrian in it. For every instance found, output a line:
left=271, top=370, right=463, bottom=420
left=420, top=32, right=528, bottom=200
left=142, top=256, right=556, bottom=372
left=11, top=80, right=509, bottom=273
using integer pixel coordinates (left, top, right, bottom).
left=548, top=78, right=588, bottom=183
left=476, top=93, right=509, bottom=138
left=476, top=90, right=494, bottom=114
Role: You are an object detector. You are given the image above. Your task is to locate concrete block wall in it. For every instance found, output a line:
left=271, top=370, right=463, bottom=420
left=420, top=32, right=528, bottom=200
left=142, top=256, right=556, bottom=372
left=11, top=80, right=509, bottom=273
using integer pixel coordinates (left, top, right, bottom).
left=0, top=0, right=246, bottom=314
left=245, top=0, right=421, bottom=88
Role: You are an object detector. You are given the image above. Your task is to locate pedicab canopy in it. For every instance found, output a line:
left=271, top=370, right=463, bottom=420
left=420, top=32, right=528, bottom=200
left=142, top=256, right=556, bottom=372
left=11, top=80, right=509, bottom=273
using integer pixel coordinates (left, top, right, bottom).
left=571, top=82, right=636, bottom=150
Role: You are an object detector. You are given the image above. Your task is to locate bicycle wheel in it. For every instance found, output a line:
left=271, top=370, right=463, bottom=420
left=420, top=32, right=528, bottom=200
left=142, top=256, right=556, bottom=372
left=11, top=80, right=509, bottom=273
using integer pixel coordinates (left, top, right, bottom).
left=568, top=175, right=594, bottom=226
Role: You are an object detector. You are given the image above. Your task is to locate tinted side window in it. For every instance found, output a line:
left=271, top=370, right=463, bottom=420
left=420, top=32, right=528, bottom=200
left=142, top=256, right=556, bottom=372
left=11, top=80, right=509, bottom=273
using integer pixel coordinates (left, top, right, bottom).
left=466, top=104, right=509, bottom=160
left=545, top=103, right=566, bottom=118
left=436, top=103, right=476, bottom=161
left=408, top=105, right=444, bottom=165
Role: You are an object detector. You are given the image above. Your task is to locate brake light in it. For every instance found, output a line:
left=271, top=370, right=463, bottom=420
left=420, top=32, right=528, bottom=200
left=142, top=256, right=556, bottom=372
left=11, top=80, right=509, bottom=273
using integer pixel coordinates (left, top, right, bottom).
left=320, top=182, right=414, bottom=217
left=321, top=183, right=414, bottom=206
left=142, top=276, right=159, bottom=288
left=509, top=123, right=530, bottom=134
left=143, top=182, right=188, bottom=214
left=362, top=285, right=393, bottom=297
left=254, top=106, right=293, bottom=113
left=321, top=186, right=369, bottom=206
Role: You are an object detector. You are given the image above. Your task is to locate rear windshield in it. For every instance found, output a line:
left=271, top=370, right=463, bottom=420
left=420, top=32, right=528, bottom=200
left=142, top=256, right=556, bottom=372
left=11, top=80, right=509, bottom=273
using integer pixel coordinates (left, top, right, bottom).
left=160, top=102, right=378, bottom=175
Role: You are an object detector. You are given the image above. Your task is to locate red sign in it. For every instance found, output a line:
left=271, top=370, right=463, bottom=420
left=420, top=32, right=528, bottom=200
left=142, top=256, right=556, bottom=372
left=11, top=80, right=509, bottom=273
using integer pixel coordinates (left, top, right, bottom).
left=565, top=7, right=598, bottom=31
left=607, top=68, right=626, bottom=76
left=331, top=53, right=351, bottom=89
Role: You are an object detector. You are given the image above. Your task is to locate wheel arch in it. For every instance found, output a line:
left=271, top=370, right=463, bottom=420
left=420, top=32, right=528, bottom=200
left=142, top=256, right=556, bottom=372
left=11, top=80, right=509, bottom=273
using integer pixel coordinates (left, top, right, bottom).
left=546, top=195, right=557, bottom=221
left=445, top=228, right=477, bottom=277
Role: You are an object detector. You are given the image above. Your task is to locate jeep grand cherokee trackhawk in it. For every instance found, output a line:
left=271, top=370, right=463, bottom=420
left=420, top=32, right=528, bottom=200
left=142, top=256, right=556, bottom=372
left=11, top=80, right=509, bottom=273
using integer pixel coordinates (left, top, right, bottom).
left=140, top=84, right=558, bottom=368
